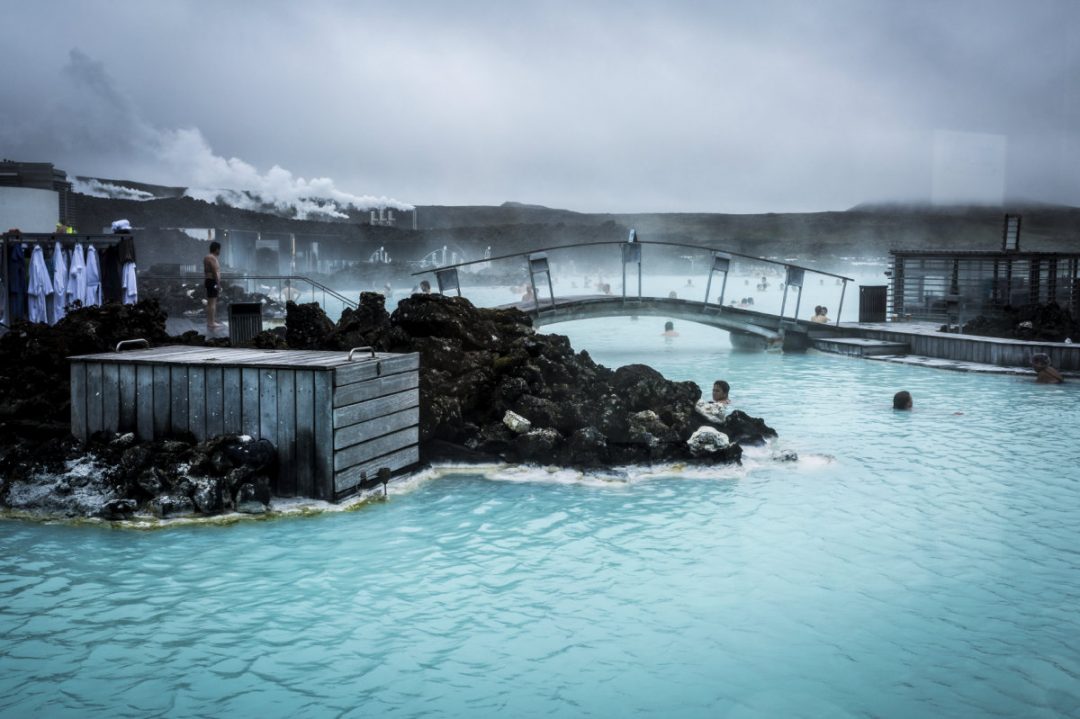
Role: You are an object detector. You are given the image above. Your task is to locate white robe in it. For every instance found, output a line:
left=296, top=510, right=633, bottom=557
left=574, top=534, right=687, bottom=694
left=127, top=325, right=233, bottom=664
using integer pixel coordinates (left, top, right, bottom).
left=67, top=243, right=87, bottom=308
left=50, top=242, right=69, bottom=324
left=85, top=245, right=102, bottom=306
left=27, top=245, right=54, bottom=324
left=122, top=261, right=138, bottom=304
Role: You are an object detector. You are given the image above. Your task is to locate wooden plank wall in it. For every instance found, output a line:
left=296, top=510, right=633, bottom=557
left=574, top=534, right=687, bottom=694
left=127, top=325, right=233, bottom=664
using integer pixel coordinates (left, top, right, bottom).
left=70, top=352, right=421, bottom=502
left=331, top=354, right=420, bottom=499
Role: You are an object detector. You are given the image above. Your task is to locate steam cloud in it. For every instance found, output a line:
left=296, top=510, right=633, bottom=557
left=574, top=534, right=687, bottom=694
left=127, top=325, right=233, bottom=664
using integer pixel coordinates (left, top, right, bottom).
left=40, top=50, right=414, bottom=219
left=71, top=178, right=155, bottom=201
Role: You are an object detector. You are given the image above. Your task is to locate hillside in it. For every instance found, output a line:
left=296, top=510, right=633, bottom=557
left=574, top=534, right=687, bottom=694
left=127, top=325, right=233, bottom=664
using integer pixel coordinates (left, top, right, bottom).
left=69, top=181, right=1080, bottom=281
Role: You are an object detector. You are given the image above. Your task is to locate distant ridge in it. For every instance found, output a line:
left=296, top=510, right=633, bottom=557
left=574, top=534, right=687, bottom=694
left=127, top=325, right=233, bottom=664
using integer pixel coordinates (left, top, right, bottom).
left=848, top=200, right=1080, bottom=213
left=501, top=201, right=558, bottom=211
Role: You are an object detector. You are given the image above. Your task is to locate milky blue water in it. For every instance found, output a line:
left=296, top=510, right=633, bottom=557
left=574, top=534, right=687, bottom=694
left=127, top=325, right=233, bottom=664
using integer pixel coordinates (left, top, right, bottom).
left=3, top=318, right=1079, bottom=718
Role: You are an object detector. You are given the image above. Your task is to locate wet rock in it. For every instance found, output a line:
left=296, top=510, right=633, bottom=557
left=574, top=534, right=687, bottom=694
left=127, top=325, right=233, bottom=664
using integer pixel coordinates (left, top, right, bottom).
left=513, top=395, right=561, bottom=430
left=235, top=482, right=269, bottom=514
left=121, top=446, right=153, bottom=474
left=503, top=410, right=532, bottom=434
left=688, top=427, right=731, bottom=457
left=149, top=494, right=196, bottom=519
left=110, top=432, right=137, bottom=449
left=160, top=440, right=191, bottom=455
left=628, top=410, right=678, bottom=445
left=236, top=438, right=276, bottom=470
left=99, top=498, right=137, bottom=520
left=717, top=410, right=777, bottom=447
left=772, top=449, right=799, bottom=462
left=565, top=427, right=608, bottom=467
left=514, top=428, right=562, bottom=460
left=136, top=467, right=168, bottom=496
left=191, top=477, right=227, bottom=514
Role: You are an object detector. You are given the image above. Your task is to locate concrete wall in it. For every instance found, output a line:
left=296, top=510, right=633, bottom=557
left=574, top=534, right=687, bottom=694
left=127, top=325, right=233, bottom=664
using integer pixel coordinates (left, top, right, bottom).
left=0, top=186, right=59, bottom=232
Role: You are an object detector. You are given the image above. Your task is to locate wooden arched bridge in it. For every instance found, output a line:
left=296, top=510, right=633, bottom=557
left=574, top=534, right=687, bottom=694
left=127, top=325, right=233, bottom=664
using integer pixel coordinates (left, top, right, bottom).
left=414, top=235, right=854, bottom=350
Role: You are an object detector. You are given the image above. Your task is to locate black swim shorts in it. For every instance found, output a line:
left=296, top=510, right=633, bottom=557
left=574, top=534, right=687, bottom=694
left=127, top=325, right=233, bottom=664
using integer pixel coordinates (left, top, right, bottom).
left=205, top=279, right=220, bottom=299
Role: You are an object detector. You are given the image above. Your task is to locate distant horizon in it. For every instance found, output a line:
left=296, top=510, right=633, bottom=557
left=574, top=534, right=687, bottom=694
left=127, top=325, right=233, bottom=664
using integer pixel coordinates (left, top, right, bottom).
left=65, top=169, right=1078, bottom=218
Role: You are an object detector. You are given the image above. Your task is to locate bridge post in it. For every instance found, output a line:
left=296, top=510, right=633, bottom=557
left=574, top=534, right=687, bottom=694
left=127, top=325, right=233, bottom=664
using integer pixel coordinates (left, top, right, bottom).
left=781, top=266, right=805, bottom=320
left=621, top=238, right=641, bottom=303
left=703, top=252, right=731, bottom=309
left=789, top=267, right=804, bottom=320
left=528, top=253, right=555, bottom=311
left=835, top=279, right=847, bottom=326
left=435, top=268, right=462, bottom=297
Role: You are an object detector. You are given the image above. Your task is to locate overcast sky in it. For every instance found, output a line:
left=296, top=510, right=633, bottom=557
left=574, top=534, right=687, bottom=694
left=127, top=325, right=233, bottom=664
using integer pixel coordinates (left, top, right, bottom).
left=2, top=0, right=1078, bottom=213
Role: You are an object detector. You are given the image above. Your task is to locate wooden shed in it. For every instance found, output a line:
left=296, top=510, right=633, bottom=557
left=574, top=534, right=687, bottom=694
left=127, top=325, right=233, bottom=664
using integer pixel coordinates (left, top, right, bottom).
left=69, top=346, right=420, bottom=501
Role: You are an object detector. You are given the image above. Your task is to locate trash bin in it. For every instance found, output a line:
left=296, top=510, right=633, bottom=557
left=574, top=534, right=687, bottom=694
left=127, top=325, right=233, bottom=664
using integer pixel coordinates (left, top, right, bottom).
left=229, top=302, right=263, bottom=346
left=859, top=285, right=887, bottom=323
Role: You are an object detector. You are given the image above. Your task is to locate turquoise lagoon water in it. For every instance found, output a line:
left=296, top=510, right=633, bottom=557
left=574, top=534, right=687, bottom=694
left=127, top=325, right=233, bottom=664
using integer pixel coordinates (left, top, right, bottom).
left=2, top=319, right=1079, bottom=718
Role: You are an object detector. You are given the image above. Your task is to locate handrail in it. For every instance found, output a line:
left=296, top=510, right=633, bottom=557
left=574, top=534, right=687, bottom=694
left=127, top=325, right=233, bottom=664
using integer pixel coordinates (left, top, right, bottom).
left=409, top=239, right=855, bottom=282
left=115, top=339, right=150, bottom=352
left=348, top=346, right=377, bottom=361
left=141, top=274, right=358, bottom=309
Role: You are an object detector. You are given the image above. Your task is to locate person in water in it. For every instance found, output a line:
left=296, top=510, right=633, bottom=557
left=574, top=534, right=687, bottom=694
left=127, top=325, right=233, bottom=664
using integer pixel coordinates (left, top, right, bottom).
left=893, top=390, right=913, bottom=410
left=1031, top=353, right=1064, bottom=384
left=661, top=321, right=679, bottom=337
left=712, top=380, right=731, bottom=404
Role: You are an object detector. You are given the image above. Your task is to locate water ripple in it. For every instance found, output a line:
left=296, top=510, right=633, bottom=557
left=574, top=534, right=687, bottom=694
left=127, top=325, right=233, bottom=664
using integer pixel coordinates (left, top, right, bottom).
left=4, top=334, right=1080, bottom=717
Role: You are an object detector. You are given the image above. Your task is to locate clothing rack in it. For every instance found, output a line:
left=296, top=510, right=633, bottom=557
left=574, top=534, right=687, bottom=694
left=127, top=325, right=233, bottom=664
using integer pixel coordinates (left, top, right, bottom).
left=1, top=232, right=138, bottom=331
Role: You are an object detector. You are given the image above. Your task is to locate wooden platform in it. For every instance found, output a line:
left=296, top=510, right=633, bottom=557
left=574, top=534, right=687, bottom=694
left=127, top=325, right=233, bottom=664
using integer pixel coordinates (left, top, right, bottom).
left=839, top=322, right=1080, bottom=370
left=69, top=346, right=420, bottom=501
left=811, top=337, right=909, bottom=357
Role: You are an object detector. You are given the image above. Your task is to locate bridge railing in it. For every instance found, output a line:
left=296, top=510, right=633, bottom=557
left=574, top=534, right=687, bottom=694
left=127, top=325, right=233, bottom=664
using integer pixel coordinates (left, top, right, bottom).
left=412, top=239, right=854, bottom=326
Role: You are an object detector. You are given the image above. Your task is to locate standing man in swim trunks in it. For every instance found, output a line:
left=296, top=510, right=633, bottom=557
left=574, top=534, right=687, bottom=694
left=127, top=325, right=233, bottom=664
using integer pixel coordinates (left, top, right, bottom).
left=204, top=241, right=222, bottom=331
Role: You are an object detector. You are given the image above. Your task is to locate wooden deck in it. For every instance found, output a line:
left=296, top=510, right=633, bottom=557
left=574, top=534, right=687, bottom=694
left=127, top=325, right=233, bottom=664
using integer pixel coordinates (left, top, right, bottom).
left=69, top=346, right=420, bottom=501
left=833, top=321, right=1080, bottom=371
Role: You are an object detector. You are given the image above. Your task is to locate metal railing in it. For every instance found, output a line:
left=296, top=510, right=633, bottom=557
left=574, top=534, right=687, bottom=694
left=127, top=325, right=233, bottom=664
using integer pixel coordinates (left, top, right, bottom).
left=141, top=274, right=358, bottom=314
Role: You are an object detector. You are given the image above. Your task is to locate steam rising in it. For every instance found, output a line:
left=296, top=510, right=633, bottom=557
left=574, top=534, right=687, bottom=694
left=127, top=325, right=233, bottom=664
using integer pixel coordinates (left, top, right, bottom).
left=55, top=50, right=413, bottom=219
left=71, top=178, right=155, bottom=201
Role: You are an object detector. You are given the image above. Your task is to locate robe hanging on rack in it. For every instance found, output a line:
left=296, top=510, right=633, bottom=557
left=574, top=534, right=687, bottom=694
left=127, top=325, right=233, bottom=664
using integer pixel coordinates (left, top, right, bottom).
left=50, top=241, right=69, bottom=324
left=27, top=245, right=54, bottom=324
left=85, top=245, right=102, bottom=306
left=67, top=243, right=87, bottom=308
left=122, top=261, right=138, bottom=305
left=7, top=243, right=27, bottom=322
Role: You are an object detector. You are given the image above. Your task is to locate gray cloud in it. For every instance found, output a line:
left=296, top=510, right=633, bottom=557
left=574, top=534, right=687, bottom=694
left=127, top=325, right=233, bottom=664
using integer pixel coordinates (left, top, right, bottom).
left=1, top=0, right=1077, bottom=212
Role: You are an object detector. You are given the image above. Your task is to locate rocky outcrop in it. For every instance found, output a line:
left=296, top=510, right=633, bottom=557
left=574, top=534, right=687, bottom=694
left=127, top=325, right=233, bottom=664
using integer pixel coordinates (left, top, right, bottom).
left=285, top=292, right=776, bottom=468
left=2, top=432, right=276, bottom=520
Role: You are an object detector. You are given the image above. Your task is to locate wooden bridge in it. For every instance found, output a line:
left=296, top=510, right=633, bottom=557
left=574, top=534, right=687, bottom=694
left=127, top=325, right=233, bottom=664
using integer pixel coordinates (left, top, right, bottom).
left=414, top=235, right=855, bottom=350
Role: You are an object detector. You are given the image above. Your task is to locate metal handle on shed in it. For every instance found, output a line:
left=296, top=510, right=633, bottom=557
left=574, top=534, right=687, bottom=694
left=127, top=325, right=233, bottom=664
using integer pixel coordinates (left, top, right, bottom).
left=348, top=346, right=376, bottom=361
left=115, top=339, right=150, bottom=352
